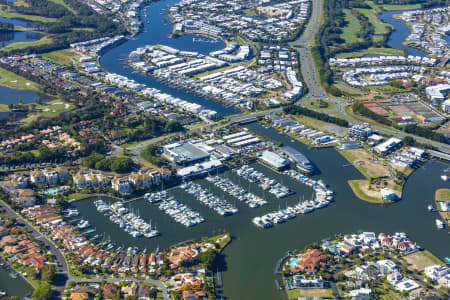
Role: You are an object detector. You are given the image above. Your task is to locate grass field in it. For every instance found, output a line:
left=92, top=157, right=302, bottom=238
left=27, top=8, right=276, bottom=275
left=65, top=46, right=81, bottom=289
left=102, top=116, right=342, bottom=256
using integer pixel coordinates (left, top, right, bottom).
left=68, top=193, right=92, bottom=201
left=382, top=3, right=422, bottom=11
left=348, top=179, right=385, bottom=204
left=48, top=0, right=77, bottom=14
left=402, top=250, right=444, bottom=271
left=341, top=9, right=362, bottom=44
left=0, top=8, right=56, bottom=23
left=358, top=6, right=391, bottom=35
left=21, top=99, right=74, bottom=123
left=335, top=47, right=405, bottom=58
left=435, top=188, right=450, bottom=222
left=287, top=288, right=333, bottom=299
left=339, top=148, right=390, bottom=179
left=1, top=36, right=53, bottom=51
left=303, top=99, right=336, bottom=111
left=0, top=67, right=40, bottom=91
left=42, top=49, right=75, bottom=66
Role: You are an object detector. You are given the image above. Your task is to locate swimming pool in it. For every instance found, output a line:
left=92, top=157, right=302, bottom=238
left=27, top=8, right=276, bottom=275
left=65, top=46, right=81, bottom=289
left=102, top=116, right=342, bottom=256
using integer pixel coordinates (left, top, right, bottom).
left=289, top=257, right=299, bottom=268
left=40, top=186, right=69, bottom=195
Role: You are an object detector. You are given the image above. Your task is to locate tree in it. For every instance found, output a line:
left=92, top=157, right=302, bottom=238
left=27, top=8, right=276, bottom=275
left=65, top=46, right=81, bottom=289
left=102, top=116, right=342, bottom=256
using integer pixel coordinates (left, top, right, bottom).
left=31, top=282, right=53, bottom=300
left=403, top=136, right=415, bottom=146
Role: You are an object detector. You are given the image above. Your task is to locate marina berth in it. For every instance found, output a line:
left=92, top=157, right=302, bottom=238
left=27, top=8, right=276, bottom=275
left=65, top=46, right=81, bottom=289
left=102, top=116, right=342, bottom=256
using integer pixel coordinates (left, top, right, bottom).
left=205, top=175, right=267, bottom=208
left=182, top=182, right=239, bottom=216
left=234, top=165, right=295, bottom=198
left=94, top=200, right=160, bottom=238
left=147, top=192, right=205, bottom=227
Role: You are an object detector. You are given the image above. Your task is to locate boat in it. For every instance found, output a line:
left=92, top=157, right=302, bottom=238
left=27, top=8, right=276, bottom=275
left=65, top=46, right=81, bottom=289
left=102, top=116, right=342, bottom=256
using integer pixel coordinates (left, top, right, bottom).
left=427, top=205, right=434, bottom=211
left=436, top=219, right=445, bottom=229
left=441, top=175, right=448, bottom=182
left=0, top=290, right=6, bottom=297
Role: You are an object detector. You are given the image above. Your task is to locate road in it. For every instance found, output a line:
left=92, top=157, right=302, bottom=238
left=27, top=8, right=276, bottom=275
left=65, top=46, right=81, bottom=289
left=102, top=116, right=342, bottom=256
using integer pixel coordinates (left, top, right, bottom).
left=285, top=0, right=450, bottom=154
left=0, top=200, right=69, bottom=297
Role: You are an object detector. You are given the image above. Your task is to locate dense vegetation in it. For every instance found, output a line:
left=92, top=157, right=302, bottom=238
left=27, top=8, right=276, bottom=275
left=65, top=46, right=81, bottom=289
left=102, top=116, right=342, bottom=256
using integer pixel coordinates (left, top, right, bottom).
left=141, top=144, right=169, bottom=167
left=284, top=104, right=349, bottom=126
left=11, top=0, right=70, bottom=18
left=2, top=0, right=126, bottom=55
left=83, top=153, right=134, bottom=173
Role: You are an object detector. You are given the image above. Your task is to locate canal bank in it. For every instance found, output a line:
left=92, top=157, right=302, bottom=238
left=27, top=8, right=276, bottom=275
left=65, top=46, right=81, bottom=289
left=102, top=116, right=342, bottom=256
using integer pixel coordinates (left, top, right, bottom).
left=73, top=123, right=450, bottom=300
left=100, top=0, right=240, bottom=117
left=378, top=10, right=427, bottom=57
left=0, top=262, right=33, bottom=299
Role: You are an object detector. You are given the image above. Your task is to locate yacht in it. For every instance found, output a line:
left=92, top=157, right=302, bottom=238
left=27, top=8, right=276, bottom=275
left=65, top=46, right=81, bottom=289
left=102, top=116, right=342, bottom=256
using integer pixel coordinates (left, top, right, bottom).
left=441, top=175, right=448, bottom=182
left=436, top=219, right=445, bottom=229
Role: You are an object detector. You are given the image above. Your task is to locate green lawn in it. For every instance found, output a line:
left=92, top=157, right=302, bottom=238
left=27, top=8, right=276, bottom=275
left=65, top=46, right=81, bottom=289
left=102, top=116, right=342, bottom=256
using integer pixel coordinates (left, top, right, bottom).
left=335, top=47, right=405, bottom=58
left=0, top=8, right=56, bottom=23
left=0, top=67, right=40, bottom=91
left=68, top=193, right=92, bottom=201
left=1, top=36, right=53, bottom=51
left=303, top=99, right=336, bottom=111
left=341, top=9, right=362, bottom=44
left=357, top=8, right=391, bottom=35
left=287, top=288, right=334, bottom=299
left=382, top=3, right=421, bottom=11
left=48, top=0, right=77, bottom=14
left=21, top=99, right=74, bottom=123
left=348, top=179, right=385, bottom=204
left=41, top=49, right=75, bottom=66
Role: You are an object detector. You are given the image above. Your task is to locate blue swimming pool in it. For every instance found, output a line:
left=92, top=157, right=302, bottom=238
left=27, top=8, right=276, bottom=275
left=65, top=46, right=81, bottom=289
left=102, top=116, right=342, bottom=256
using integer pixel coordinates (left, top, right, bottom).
left=289, top=258, right=299, bottom=268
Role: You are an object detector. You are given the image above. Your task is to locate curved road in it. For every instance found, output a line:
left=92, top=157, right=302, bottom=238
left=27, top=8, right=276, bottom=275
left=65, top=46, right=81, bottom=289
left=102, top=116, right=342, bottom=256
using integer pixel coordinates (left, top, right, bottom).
left=286, top=0, right=450, bottom=153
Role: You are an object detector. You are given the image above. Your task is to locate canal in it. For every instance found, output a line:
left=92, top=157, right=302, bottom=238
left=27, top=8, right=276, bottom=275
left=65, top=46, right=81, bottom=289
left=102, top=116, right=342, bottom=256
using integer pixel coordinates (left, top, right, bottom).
left=99, top=0, right=240, bottom=117
left=378, top=10, right=427, bottom=57
left=74, top=122, right=450, bottom=300
left=0, top=266, right=33, bottom=298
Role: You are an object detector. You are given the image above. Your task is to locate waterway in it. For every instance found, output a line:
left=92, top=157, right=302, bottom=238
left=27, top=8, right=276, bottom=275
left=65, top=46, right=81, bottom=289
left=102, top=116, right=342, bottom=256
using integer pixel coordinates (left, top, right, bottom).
left=0, top=16, right=45, bottom=29
left=0, top=265, right=33, bottom=298
left=100, top=0, right=240, bottom=117
left=74, top=122, right=450, bottom=300
left=378, top=10, right=427, bottom=57
left=0, top=84, right=52, bottom=105
left=0, top=31, right=43, bottom=50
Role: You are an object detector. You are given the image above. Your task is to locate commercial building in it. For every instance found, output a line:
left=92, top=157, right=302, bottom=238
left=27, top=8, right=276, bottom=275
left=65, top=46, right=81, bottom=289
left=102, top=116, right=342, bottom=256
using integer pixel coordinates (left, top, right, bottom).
left=375, top=137, right=402, bottom=154
left=163, top=142, right=210, bottom=164
left=176, top=160, right=223, bottom=179
left=281, top=146, right=315, bottom=174
left=258, top=150, right=290, bottom=171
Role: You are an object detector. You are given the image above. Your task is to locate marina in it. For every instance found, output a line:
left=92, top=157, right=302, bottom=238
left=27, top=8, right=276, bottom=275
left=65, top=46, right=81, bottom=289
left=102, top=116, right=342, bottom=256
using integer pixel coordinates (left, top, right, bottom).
left=205, top=175, right=267, bottom=208
left=234, top=165, right=295, bottom=198
left=182, top=182, right=239, bottom=216
left=151, top=191, right=205, bottom=227
left=94, top=199, right=160, bottom=238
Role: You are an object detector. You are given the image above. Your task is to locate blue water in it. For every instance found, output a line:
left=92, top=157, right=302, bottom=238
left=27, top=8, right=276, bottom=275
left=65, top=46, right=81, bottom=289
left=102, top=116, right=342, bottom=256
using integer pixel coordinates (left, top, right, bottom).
left=100, top=0, right=240, bottom=117
left=0, top=31, right=43, bottom=49
left=0, top=16, right=44, bottom=28
left=0, top=85, right=52, bottom=105
left=378, top=10, right=427, bottom=57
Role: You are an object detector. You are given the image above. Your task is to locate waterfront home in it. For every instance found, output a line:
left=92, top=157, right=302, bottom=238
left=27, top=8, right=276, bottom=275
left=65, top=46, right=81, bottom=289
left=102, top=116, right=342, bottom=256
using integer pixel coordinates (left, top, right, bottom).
left=70, top=292, right=89, bottom=300
left=293, top=275, right=324, bottom=289
left=182, top=290, right=207, bottom=300
left=380, top=188, right=399, bottom=202
left=424, top=265, right=449, bottom=281
left=289, top=249, right=327, bottom=274
left=73, top=170, right=110, bottom=188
